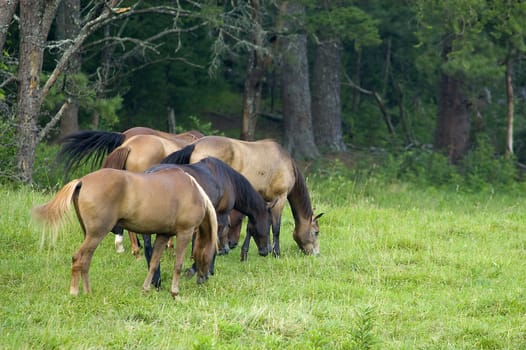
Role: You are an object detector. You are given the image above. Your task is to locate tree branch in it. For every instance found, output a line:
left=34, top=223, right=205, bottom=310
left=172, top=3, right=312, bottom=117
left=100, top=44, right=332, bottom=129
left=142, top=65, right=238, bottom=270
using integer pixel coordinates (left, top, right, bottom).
left=37, top=99, right=71, bottom=143
left=343, top=72, right=396, bottom=136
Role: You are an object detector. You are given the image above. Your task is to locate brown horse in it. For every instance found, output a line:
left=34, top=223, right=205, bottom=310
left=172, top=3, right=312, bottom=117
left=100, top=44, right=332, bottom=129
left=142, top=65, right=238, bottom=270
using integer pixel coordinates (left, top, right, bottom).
left=32, top=167, right=218, bottom=297
left=162, top=135, right=323, bottom=256
left=101, top=134, right=199, bottom=254
left=57, top=127, right=203, bottom=176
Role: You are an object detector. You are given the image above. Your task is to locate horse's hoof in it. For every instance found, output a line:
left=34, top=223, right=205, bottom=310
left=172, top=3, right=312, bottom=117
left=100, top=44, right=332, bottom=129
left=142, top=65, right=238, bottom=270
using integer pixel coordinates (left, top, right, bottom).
left=185, top=267, right=196, bottom=278
left=196, top=274, right=209, bottom=285
left=217, top=247, right=229, bottom=256
left=240, top=251, right=248, bottom=262
left=272, top=250, right=280, bottom=258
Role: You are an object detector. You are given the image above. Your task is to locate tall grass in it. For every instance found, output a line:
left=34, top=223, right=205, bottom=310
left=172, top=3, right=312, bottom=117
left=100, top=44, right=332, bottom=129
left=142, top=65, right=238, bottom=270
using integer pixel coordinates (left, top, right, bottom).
left=2, top=167, right=526, bottom=349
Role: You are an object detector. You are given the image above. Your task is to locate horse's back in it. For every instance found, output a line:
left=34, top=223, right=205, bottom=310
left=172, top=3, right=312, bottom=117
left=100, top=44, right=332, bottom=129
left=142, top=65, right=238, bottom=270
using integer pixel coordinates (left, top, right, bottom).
left=190, top=136, right=295, bottom=200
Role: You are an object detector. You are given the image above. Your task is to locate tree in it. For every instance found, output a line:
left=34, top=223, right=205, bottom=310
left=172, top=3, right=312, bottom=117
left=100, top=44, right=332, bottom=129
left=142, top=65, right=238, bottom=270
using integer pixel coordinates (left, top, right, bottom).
left=16, top=0, right=62, bottom=183
left=56, top=0, right=81, bottom=138
left=278, top=1, right=319, bottom=159
left=0, top=0, right=18, bottom=56
left=240, top=0, right=270, bottom=141
left=308, top=1, right=380, bottom=152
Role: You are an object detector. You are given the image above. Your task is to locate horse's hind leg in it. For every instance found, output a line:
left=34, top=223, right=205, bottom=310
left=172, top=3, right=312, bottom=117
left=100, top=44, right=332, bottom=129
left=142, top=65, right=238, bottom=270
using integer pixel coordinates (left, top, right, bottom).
left=142, top=234, right=170, bottom=293
left=171, top=231, right=193, bottom=297
left=70, top=233, right=106, bottom=295
left=128, top=231, right=141, bottom=258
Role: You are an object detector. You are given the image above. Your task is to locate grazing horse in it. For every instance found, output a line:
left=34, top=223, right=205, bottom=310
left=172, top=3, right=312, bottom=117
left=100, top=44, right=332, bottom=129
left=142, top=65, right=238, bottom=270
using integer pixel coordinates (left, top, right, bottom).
left=143, top=157, right=272, bottom=288
left=57, top=126, right=203, bottom=176
left=32, top=167, right=217, bottom=297
left=162, top=135, right=323, bottom=257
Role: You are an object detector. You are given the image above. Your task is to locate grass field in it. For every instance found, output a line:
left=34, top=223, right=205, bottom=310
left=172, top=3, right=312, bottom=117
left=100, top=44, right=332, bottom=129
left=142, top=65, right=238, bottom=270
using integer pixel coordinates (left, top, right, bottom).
left=2, top=169, right=526, bottom=349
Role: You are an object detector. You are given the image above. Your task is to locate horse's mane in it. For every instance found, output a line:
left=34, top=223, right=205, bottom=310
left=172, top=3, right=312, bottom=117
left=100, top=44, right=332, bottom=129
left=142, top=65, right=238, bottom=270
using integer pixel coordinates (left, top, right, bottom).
left=202, top=157, right=267, bottom=217
left=161, top=144, right=196, bottom=165
left=56, top=130, right=125, bottom=176
left=288, top=161, right=313, bottom=219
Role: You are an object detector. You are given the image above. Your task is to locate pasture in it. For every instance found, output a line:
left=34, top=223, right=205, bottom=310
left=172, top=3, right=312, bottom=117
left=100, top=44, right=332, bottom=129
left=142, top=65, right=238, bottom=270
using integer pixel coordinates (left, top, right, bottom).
left=2, top=167, right=526, bottom=349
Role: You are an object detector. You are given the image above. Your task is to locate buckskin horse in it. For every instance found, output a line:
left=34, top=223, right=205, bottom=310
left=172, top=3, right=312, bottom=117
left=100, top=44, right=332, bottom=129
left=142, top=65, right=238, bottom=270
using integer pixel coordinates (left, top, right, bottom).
left=143, top=157, right=272, bottom=288
left=161, top=135, right=323, bottom=257
left=100, top=134, right=199, bottom=255
left=32, top=167, right=217, bottom=297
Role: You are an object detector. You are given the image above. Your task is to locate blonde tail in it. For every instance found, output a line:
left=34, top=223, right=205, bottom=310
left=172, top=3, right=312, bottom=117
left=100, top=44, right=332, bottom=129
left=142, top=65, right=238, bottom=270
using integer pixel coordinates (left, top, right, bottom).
left=32, top=179, right=81, bottom=246
left=188, top=175, right=218, bottom=251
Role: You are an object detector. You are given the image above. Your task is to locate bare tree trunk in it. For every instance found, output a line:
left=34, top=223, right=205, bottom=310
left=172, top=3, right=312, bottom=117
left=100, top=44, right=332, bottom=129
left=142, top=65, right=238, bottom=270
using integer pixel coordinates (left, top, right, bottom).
left=16, top=0, right=61, bottom=183
left=311, top=38, right=346, bottom=152
left=0, top=0, right=18, bottom=55
left=56, top=0, right=81, bottom=139
left=278, top=1, right=319, bottom=159
left=434, top=38, right=470, bottom=163
left=505, top=57, right=514, bottom=157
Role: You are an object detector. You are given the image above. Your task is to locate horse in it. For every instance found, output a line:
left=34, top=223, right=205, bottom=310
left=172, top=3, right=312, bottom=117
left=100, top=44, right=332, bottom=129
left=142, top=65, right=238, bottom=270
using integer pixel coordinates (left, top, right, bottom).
left=100, top=134, right=198, bottom=255
left=161, top=135, right=323, bottom=257
left=143, top=157, right=272, bottom=288
left=32, top=167, right=218, bottom=297
left=57, top=126, right=204, bottom=176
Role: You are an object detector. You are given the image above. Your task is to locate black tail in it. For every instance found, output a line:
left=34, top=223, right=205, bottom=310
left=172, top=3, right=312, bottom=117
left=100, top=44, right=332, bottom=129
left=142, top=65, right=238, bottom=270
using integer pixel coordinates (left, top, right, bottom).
left=56, top=130, right=126, bottom=176
left=161, top=144, right=196, bottom=165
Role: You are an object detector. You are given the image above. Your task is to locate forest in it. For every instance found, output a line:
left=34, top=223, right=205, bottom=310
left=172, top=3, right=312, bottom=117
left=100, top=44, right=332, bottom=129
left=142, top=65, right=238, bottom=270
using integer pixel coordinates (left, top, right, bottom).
left=1, top=0, right=526, bottom=187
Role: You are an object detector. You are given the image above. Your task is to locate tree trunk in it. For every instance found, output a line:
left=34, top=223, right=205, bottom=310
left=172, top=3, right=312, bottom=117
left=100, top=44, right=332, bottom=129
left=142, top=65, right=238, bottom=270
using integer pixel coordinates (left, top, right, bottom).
left=240, top=0, right=267, bottom=141
left=434, top=40, right=470, bottom=163
left=278, top=1, right=319, bottom=159
left=0, top=0, right=18, bottom=55
left=311, top=38, right=346, bottom=152
left=16, top=0, right=60, bottom=183
left=505, top=57, right=514, bottom=157
left=56, top=0, right=81, bottom=139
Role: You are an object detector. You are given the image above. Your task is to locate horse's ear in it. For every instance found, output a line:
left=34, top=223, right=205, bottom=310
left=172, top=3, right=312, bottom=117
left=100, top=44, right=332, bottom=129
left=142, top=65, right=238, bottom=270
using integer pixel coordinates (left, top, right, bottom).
left=267, top=199, right=278, bottom=209
left=313, top=213, right=324, bottom=221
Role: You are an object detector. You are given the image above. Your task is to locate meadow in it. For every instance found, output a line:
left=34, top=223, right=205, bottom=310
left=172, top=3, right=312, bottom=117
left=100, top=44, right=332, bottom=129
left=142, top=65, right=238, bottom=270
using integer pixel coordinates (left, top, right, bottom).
left=2, top=164, right=526, bottom=349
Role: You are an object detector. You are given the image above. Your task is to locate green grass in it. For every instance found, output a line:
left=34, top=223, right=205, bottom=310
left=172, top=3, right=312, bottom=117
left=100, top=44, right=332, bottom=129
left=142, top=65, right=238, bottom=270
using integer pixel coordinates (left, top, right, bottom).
left=2, top=176, right=526, bottom=349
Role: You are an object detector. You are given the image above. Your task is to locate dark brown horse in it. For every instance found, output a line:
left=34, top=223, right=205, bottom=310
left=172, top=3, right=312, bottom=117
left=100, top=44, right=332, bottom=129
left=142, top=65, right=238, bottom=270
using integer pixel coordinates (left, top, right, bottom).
left=162, top=135, right=323, bottom=257
left=57, top=127, right=203, bottom=176
left=143, top=157, right=272, bottom=288
left=32, top=167, right=217, bottom=297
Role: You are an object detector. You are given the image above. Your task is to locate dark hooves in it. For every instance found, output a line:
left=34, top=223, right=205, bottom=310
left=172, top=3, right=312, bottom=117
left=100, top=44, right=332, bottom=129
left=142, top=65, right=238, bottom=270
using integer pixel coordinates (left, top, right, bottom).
left=185, top=267, right=196, bottom=278
left=196, top=274, right=209, bottom=285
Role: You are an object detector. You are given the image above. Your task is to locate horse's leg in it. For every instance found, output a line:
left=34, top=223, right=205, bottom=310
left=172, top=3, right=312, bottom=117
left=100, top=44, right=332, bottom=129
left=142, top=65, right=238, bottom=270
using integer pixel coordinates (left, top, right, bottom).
left=171, top=231, right=193, bottom=297
left=129, top=231, right=141, bottom=258
left=143, top=234, right=161, bottom=289
left=271, top=199, right=287, bottom=257
left=70, top=233, right=106, bottom=295
left=227, top=211, right=244, bottom=249
left=142, top=234, right=170, bottom=293
left=185, top=232, right=197, bottom=278
left=112, top=225, right=125, bottom=253
left=240, top=231, right=251, bottom=262
left=217, top=214, right=230, bottom=255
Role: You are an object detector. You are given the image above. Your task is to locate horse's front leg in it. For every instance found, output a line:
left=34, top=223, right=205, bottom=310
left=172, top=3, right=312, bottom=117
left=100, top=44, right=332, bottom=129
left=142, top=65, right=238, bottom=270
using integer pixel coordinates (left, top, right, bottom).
left=142, top=234, right=169, bottom=293
left=143, top=234, right=161, bottom=289
left=70, top=233, right=105, bottom=295
left=240, top=231, right=251, bottom=261
left=271, top=203, right=286, bottom=257
left=171, top=231, right=193, bottom=297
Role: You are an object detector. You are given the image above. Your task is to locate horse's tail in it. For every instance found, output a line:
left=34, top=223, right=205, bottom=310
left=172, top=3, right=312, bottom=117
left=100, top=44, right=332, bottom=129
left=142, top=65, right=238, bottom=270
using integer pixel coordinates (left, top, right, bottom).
left=287, top=161, right=313, bottom=219
left=32, top=179, right=82, bottom=246
left=56, top=131, right=126, bottom=176
left=101, top=147, right=131, bottom=170
left=189, top=174, right=218, bottom=253
left=161, top=144, right=196, bottom=165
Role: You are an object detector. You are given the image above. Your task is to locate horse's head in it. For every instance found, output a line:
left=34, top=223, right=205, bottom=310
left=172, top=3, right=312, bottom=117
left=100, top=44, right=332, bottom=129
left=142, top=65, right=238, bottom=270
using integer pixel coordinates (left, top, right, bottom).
left=294, top=212, right=324, bottom=255
left=246, top=220, right=271, bottom=256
